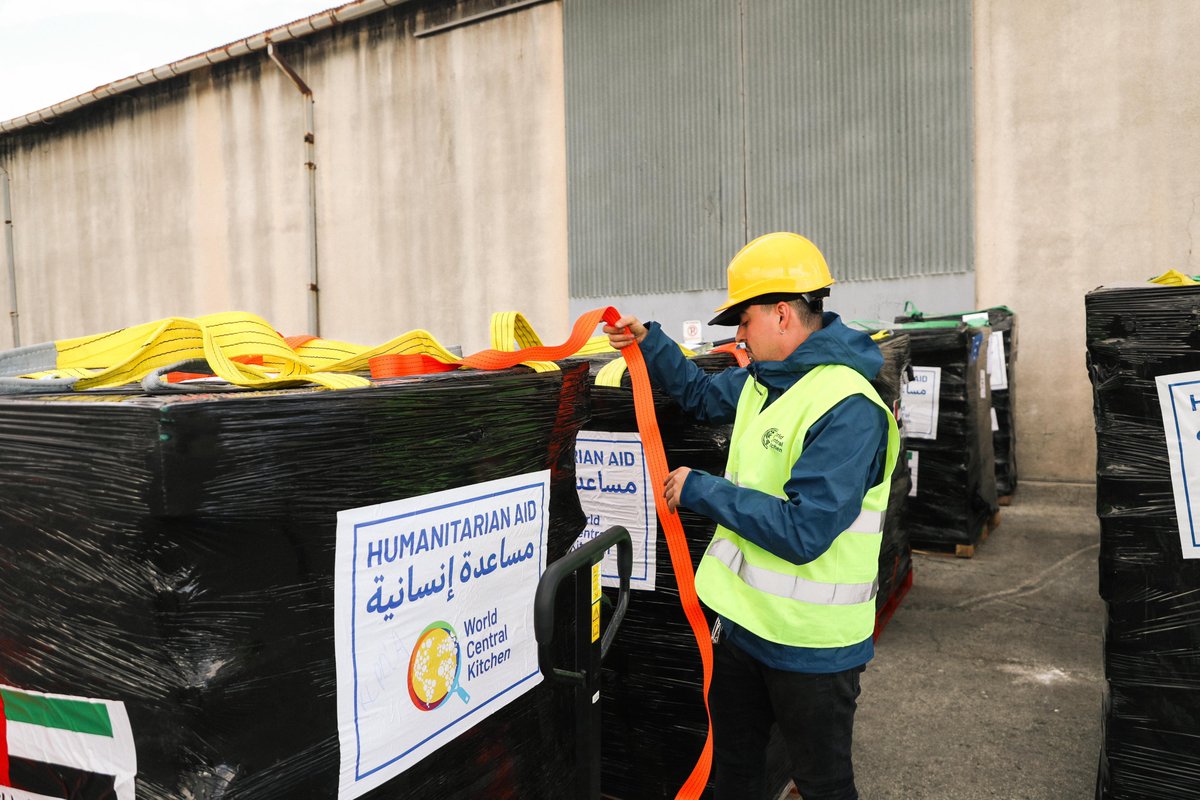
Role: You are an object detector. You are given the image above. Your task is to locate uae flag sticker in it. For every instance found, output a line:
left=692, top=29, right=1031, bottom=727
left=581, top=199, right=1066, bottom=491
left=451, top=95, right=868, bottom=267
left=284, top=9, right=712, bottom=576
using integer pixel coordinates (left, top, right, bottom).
left=0, top=684, right=136, bottom=800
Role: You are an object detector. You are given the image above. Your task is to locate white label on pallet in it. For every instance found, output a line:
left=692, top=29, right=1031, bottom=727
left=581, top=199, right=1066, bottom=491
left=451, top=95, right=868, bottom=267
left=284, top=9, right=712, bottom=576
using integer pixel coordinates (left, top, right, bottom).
left=1155, top=372, right=1200, bottom=559
left=571, top=430, right=655, bottom=591
left=991, top=407, right=1000, bottom=432
left=902, top=366, right=941, bottom=440
left=334, top=472, right=549, bottom=798
left=907, top=450, right=919, bottom=497
left=987, top=331, right=1009, bottom=391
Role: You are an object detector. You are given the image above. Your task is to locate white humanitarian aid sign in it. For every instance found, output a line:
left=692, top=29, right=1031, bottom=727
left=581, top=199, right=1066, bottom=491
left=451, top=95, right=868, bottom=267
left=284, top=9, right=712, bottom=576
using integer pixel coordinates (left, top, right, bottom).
left=901, top=366, right=942, bottom=440
left=1155, top=372, right=1200, bottom=559
left=333, top=471, right=550, bottom=799
left=572, top=430, right=655, bottom=590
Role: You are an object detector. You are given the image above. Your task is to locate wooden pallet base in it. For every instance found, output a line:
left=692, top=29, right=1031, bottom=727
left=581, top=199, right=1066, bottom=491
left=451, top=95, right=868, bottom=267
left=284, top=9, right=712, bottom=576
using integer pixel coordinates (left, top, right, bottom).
left=997, top=494, right=1013, bottom=507
left=913, top=511, right=1000, bottom=559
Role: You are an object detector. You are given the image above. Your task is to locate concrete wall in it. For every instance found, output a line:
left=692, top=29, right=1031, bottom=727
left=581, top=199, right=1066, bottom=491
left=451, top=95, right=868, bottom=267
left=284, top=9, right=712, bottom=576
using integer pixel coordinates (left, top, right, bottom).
left=974, top=0, right=1200, bottom=482
left=0, top=2, right=567, bottom=353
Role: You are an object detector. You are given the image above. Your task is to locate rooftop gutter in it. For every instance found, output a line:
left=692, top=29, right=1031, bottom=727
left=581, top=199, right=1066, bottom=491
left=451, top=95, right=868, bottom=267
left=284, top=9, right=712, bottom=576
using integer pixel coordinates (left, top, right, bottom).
left=0, top=0, right=413, bottom=135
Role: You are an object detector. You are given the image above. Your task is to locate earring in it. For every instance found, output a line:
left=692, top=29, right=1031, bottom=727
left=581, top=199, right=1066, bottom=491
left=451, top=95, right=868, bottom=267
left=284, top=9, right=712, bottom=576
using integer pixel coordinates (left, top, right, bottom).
left=778, top=328, right=784, bottom=335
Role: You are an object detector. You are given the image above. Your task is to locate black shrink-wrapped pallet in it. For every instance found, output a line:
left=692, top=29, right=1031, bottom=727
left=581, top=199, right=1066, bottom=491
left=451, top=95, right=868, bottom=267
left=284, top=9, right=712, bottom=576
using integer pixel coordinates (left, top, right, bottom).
left=871, top=333, right=913, bottom=619
left=895, top=308, right=1019, bottom=499
left=0, top=365, right=591, bottom=800
left=1086, top=284, right=1200, bottom=799
left=889, top=323, right=997, bottom=551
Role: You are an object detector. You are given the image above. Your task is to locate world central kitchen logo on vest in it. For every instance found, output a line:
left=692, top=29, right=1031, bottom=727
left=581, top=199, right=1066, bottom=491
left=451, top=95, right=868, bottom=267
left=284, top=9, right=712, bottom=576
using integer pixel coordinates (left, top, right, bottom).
left=761, top=428, right=785, bottom=453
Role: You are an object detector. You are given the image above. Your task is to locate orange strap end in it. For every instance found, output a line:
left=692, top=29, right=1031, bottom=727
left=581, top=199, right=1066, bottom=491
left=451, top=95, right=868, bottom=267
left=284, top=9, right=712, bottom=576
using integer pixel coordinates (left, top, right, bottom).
left=368, top=353, right=459, bottom=378
left=284, top=334, right=320, bottom=350
left=165, top=354, right=265, bottom=383
left=710, top=341, right=750, bottom=368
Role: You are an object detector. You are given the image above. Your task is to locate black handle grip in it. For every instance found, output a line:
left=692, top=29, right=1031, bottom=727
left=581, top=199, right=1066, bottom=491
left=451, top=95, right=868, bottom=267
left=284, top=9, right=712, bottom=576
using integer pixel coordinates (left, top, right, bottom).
left=534, top=525, right=633, bottom=684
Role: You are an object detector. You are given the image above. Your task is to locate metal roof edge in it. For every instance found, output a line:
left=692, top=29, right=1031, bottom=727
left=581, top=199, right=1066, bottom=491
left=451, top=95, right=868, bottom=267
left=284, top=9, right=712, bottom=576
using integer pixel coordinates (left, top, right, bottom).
left=0, top=0, right=412, bottom=136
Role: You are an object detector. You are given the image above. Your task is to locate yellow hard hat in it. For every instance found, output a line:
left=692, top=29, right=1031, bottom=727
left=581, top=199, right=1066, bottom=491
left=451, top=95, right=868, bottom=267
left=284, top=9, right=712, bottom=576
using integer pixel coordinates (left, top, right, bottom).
left=709, top=232, right=835, bottom=325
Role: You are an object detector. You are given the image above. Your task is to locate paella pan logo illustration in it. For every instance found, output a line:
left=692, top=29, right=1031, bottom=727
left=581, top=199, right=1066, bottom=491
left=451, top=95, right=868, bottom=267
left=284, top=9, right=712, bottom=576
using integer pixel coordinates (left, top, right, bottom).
left=407, top=621, right=471, bottom=711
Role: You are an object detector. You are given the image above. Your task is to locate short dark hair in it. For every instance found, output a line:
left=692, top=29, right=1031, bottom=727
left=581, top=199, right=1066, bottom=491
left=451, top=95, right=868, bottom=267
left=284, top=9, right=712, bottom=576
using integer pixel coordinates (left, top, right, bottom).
left=787, top=297, right=823, bottom=328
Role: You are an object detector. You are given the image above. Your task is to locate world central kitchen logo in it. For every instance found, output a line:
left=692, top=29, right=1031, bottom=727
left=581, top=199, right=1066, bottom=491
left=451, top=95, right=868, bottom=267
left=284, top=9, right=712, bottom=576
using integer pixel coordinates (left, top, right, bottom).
left=406, top=609, right=511, bottom=712
left=761, top=427, right=785, bottom=453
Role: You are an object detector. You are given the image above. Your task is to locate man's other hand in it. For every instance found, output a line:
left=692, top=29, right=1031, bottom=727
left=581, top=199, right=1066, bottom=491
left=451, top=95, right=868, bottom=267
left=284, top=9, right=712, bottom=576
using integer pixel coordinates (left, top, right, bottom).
left=663, top=466, right=691, bottom=513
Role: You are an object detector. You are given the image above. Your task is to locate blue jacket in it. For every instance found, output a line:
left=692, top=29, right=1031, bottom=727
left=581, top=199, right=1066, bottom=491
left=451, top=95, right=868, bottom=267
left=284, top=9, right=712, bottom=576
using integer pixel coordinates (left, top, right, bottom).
left=639, top=313, right=889, bottom=672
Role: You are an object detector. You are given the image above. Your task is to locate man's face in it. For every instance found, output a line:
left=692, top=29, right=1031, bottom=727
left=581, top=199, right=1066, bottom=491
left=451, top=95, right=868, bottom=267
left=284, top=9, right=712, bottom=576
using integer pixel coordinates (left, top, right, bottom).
left=735, top=305, right=783, bottom=363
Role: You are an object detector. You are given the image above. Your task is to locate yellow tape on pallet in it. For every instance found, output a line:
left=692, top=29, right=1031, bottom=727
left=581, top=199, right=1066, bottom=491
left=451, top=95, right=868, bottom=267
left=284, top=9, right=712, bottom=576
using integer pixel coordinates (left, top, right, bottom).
left=45, top=312, right=367, bottom=391
left=8, top=312, right=468, bottom=393
left=284, top=330, right=462, bottom=373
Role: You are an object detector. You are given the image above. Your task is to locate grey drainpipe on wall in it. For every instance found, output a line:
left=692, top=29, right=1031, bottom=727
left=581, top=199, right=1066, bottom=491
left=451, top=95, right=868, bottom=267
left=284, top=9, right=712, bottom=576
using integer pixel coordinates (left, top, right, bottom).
left=267, top=41, right=321, bottom=337
left=0, top=165, right=18, bottom=347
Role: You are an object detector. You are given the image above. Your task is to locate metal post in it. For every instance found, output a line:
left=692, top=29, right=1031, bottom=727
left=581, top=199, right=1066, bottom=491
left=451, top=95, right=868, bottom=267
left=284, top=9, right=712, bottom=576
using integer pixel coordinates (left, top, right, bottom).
left=267, top=41, right=321, bottom=336
left=0, top=165, right=19, bottom=347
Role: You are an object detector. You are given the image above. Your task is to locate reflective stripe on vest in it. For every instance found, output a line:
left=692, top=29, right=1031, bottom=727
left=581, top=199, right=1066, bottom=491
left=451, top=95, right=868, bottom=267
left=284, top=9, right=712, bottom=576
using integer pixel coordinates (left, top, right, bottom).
left=848, top=508, right=882, bottom=535
left=705, top=537, right=879, bottom=606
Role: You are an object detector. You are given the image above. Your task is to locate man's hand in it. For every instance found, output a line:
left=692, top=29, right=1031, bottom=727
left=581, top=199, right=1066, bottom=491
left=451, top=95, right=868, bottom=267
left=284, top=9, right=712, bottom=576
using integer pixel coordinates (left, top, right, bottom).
left=663, top=466, right=691, bottom=513
left=603, top=315, right=648, bottom=350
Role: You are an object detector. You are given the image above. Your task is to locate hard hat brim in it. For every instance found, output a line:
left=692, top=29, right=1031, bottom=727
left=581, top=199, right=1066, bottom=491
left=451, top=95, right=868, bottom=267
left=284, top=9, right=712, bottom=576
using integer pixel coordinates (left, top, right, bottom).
left=708, top=303, right=745, bottom=327
left=708, top=290, right=830, bottom=326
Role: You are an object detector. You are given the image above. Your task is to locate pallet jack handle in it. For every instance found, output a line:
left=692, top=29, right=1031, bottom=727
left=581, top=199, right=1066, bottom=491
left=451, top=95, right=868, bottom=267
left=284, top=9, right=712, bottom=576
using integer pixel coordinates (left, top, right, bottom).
left=533, top=525, right=633, bottom=800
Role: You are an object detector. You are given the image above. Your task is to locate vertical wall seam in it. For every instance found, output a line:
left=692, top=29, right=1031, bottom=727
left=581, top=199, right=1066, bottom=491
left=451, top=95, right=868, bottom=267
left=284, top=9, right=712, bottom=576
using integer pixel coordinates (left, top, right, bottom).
left=738, top=0, right=749, bottom=245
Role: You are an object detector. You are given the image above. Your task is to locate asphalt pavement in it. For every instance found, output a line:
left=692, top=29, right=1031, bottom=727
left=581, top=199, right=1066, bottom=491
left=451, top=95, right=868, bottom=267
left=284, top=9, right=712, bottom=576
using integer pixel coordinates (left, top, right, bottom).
left=853, top=481, right=1104, bottom=800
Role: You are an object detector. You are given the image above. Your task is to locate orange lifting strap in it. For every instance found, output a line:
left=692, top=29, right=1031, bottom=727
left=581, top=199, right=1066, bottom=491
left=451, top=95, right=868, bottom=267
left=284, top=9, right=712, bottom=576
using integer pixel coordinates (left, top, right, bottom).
left=457, top=307, right=715, bottom=799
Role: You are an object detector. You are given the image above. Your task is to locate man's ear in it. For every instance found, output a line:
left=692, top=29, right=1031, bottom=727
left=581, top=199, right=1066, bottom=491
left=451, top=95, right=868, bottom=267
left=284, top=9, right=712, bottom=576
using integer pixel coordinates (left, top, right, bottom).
left=775, top=301, right=791, bottom=325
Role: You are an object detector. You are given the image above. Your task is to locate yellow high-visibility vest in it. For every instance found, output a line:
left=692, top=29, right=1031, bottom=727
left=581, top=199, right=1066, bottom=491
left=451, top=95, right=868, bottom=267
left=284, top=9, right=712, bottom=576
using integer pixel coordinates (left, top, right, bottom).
left=694, top=363, right=900, bottom=648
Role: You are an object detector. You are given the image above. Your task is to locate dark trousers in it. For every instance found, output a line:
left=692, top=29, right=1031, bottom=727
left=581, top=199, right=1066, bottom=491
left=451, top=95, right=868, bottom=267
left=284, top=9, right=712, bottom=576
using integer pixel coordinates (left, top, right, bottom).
left=709, top=638, right=863, bottom=800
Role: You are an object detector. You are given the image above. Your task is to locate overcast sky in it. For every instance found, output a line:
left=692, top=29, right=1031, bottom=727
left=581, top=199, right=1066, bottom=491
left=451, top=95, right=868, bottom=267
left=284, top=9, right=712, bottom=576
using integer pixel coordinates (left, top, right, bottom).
left=0, top=0, right=343, bottom=122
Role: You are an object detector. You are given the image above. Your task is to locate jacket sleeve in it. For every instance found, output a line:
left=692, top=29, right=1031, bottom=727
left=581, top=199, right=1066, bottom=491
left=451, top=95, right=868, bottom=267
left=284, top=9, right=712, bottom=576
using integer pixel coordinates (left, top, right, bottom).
left=679, top=393, right=889, bottom=564
left=638, top=322, right=747, bottom=425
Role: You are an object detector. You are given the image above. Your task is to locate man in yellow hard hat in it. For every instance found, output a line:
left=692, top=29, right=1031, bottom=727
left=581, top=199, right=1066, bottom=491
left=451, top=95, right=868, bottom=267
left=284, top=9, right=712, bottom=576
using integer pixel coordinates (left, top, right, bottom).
left=605, top=232, right=899, bottom=800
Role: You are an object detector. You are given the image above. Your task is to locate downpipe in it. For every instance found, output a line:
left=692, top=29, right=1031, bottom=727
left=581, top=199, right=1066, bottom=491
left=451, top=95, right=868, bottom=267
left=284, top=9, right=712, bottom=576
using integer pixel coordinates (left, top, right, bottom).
left=0, top=165, right=18, bottom=346
left=267, top=41, right=321, bottom=336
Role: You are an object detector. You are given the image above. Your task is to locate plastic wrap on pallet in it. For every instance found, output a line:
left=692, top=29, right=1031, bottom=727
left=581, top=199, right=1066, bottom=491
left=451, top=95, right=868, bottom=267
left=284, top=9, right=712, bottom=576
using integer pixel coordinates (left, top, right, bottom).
left=873, top=333, right=913, bottom=612
left=1086, top=284, right=1200, bottom=799
left=0, top=365, right=591, bottom=800
left=1099, top=684, right=1200, bottom=799
left=888, top=323, right=997, bottom=549
left=895, top=308, right=1018, bottom=498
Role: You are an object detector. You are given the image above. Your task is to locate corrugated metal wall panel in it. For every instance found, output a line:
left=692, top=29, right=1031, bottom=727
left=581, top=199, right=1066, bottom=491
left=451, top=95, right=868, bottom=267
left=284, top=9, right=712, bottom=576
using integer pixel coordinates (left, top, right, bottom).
left=566, top=0, right=973, bottom=296
left=564, top=0, right=744, bottom=297
left=746, top=0, right=973, bottom=280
